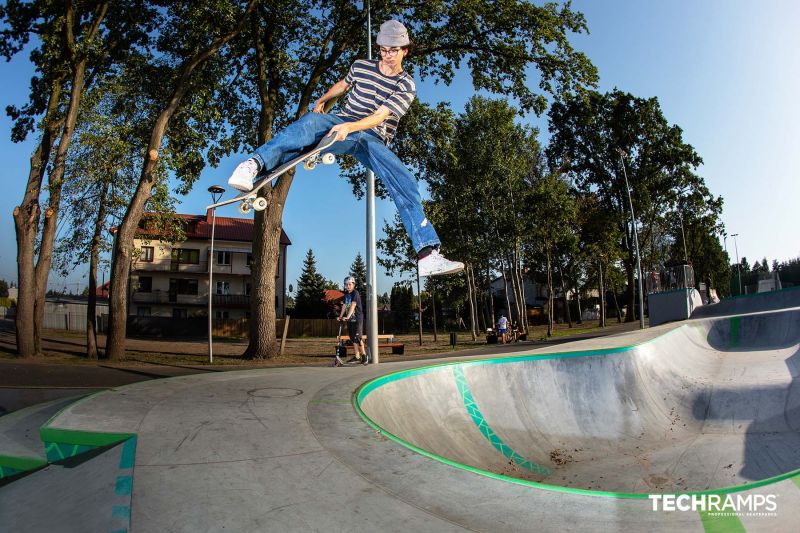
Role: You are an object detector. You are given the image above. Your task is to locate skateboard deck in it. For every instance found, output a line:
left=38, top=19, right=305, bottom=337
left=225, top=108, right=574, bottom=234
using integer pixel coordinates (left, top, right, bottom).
left=208, top=134, right=337, bottom=214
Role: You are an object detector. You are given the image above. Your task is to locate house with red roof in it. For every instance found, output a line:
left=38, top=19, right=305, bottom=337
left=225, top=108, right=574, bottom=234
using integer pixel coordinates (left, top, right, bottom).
left=131, top=209, right=291, bottom=319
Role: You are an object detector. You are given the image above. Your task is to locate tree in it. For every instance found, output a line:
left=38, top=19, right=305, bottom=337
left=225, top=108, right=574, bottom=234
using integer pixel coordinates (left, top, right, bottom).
left=547, top=90, right=711, bottom=322
left=293, top=249, right=328, bottom=318
left=105, top=0, right=258, bottom=360
left=390, top=283, right=414, bottom=334
left=523, top=170, right=578, bottom=336
left=0, top=280, right=8, bottom=298
left=349, top=253, right=367, bottom=295
left=4, top=0, right=154, bottom=357
left=51, top=82, right=142, bottom=358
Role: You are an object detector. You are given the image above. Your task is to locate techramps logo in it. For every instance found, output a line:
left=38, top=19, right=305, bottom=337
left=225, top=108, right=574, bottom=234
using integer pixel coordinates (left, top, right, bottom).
left=649, top=494, right=778, bottom=518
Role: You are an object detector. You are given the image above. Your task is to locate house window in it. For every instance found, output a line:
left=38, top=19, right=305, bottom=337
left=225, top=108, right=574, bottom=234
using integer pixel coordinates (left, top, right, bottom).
left=215, top=310, right=230, bottom=319
left=245, top=283, right=252, bottom=296
left=141, top=246, right=154, bottom=262
left=137, top=306, right=151, bottom=316
left=172, top=308, right=187, bottom=318
left=171, top=248, right=200, bottom=265
left=170, top=278, right=198, bottom=295
left=216, top=281, right=230, bottom=295
left=138, top=276, right=152, bottom=293
left=217, top=251, right=231, bottom=265
left=247, top=253, right=253, bottom=266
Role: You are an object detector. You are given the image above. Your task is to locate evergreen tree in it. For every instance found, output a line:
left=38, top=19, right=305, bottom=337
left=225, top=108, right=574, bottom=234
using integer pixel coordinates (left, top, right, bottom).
left=349, top=253, right=367, bottom=294
left=390, top=283, right=415, bottom=334
left=294, top=249, right=328, bottom=318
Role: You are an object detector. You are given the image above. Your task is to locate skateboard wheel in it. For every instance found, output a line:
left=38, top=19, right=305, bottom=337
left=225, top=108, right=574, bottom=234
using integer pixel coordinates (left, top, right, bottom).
left=252, top=197, right=268, bottom=211
left=321, top=153, right=335, bottom=165
left=238, top=202, right=252, bottom=214
left=303, top=160, right=317, bottom=171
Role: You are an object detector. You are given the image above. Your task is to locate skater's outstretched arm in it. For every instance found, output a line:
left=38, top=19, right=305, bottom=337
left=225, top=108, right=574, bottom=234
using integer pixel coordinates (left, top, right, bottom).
left=313, top=79, right=350, bottom=113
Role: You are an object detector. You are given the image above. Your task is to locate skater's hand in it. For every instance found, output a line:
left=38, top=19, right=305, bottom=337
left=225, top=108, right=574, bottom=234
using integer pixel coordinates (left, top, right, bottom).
left=327, top=123, right=352, bottom=141
left=313, top=100, right=325, bottom=113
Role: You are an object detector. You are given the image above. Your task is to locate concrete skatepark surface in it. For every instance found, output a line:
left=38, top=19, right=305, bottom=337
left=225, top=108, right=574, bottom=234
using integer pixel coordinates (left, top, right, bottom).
left=1, top=290, right=799, bottom=532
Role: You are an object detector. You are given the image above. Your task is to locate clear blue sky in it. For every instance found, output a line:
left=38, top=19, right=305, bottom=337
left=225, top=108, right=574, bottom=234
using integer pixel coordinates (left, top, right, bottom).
left=1, top=0, right=798, bottom=294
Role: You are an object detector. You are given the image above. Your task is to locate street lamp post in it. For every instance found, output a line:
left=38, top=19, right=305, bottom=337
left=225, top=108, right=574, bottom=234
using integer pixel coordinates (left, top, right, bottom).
left=731, top=233, right=742, bottom=295
left=617, top=149, right=645, bottom=329
left=207, top=185, right=225, bottom=363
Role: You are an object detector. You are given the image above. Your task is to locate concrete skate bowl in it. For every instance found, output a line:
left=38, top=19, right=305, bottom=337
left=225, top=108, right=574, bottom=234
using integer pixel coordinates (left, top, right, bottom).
left=357, top=309, right=800, bottom=497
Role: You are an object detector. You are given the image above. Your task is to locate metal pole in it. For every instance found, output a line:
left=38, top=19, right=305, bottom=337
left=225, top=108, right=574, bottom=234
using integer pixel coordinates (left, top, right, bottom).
left=732, top=233, right=742, bottom=295
left=618, top=150, right=644, bottom=329
left=365, top=0, right=379, bottom=363
left=208, top=210, right=216, bottom=363
left=679, top=210, right=688, bottom=263
left=207, top=185, right=224, bottom=364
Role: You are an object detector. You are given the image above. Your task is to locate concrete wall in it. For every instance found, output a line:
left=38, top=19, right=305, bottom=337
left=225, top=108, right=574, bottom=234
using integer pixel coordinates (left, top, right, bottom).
left=647, top=288, right=703, bottom=326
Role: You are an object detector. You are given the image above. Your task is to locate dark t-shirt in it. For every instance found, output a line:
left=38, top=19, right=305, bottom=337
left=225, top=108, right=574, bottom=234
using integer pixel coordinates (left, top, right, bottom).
left=343, top=290, right=363, bottom=322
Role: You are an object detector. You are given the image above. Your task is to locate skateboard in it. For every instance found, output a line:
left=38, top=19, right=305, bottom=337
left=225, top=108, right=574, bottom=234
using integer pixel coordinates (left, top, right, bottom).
left=209, top=135, right=337, bottom=214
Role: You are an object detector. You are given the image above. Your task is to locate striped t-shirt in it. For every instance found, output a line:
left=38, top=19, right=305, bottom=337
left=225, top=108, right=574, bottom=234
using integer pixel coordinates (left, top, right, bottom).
left=337, top=59, right=416, bottom=144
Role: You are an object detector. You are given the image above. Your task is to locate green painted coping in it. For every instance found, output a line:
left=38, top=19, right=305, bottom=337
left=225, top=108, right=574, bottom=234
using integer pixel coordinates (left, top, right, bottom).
left=354, top=322, right=800, bottom=500
left=0, top=455, right=47, bottom=479
left=37, top=390, right=134, bottom=462
left=40, top=427, right=135, bottom=462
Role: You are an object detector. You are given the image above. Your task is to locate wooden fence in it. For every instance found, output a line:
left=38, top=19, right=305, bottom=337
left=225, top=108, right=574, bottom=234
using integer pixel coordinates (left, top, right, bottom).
left=211, top=317, right=342, bottom=339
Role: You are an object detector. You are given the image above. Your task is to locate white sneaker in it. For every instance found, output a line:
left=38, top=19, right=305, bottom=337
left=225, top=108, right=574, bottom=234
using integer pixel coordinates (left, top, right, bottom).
left=418, top=249, right=465, bottom=277
left=227, top=158, right=260, bottom=191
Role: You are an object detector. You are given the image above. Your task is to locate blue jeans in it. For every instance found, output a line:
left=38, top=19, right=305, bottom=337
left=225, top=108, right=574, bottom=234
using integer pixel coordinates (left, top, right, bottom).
left=252, top=112, right=440, bottom=253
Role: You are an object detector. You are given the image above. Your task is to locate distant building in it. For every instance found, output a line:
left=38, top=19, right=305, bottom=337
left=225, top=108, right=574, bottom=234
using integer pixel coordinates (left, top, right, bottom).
left=131, top=209, right=291, bottom=319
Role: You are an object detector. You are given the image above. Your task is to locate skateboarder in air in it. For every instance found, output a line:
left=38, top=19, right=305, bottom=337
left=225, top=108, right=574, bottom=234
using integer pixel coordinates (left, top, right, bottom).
left=337, top=276, right=366, bottom=364
left=227, top=19, right=464, bottom=277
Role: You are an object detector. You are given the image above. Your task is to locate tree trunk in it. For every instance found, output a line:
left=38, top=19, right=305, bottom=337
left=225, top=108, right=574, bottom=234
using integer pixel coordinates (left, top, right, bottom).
left=598, top=260, right=606, bottom=328
left=13, top=79, right=64, bottom=357
left=613, top=280, right=622, bottom=323
left=86, top=183, right=108, bottom=359
left=34, top=57, right=90, bottom=355
left=514, top=249, right=528, bottom=332
left=625, top=259, right=636, bottom=322
left=243, top=181, right=285, bottom=358
left=431, top=283, right=437, bottom=342
left=499, top=256, right=512, bottom=324
left=416, top=270, right=423, bottom=346
left=574, top=267, right=582, bottom=324
left=558, top=263, right=572, bottom=327
left=466, top=264, right=477, bottom=341
left=546, top=249, right=553, bottom=337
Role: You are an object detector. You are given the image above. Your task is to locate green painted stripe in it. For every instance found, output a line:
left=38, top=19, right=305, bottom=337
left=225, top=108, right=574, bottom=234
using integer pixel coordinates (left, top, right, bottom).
left=40, top=427, right=134, bottom=448
left=119, top=437, right=136, bottom=469
left=453, top=366, right=551, bottom=476
left=793, top=474, right=800, bottom=490
left=729, top=316, right=741, bottom=348
left=115, top=475, right=133, bottom=496
left=354, top=321, right=800, bottom=500
left=111, top=505, right=130, bottom=520
left=0, top=465, right=21, bottom=478
left=0, top=454, right=47, bottom=472
left=699, top=508, right=746, bottom=533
